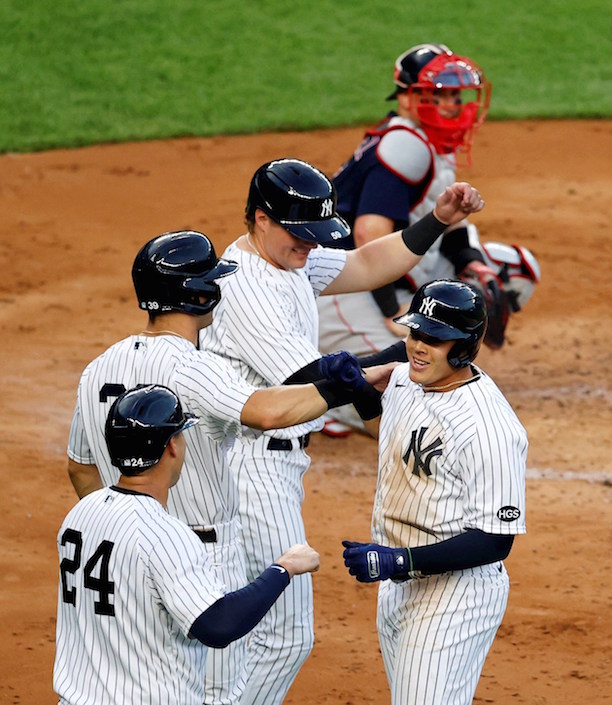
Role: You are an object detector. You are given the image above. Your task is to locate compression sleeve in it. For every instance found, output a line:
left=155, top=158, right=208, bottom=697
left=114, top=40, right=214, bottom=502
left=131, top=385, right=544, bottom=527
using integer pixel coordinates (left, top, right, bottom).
left=283, top=359, right=322, bottom=385
left=407, top=530, right=514, bottom=576
left=189, top=565, right=291, bottom=648
left=358, top=341, right=408, bottom=368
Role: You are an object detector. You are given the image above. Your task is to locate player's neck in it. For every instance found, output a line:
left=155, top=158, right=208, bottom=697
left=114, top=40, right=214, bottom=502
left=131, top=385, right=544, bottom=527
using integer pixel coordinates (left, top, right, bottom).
left=117, top=475, right=169, bottom=507
left=140, top=314, right=198, bottom=346
left=421, top=367, right=480, bottom=393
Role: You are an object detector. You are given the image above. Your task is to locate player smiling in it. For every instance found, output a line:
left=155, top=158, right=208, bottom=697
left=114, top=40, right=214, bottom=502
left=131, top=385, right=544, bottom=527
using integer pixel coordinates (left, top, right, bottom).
left=342, top=279, right=527, bottom=705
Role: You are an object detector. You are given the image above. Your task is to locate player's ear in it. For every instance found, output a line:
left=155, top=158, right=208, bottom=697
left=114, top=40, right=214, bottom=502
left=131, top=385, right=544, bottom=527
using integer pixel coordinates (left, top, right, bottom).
left=166, top=433, right=182, bottom=458
left=254, top=208, right=270, bottom=230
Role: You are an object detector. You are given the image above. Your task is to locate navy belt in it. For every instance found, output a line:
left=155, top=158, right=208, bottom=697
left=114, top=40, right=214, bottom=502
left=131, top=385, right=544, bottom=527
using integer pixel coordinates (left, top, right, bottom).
left=267, top=434, right=310, bottom=451
left=192, top=527, right=217, bottom=543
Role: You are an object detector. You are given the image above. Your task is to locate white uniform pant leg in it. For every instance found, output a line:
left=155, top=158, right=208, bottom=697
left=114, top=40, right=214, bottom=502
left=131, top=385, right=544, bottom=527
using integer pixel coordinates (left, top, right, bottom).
left=201, top=521, right=249, bottom=705
left=228, top=441, right=314, bottom=705
left=377, top=564, right=510, bottom=705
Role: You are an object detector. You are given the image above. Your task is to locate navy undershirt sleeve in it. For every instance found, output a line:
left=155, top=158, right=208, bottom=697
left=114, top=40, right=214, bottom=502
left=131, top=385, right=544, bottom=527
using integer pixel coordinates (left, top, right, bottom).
left=189, top=565, right=290, bottom=648
left=410, top=530, right=514, bottom=574
left=358, top=341, right=408, bottom=368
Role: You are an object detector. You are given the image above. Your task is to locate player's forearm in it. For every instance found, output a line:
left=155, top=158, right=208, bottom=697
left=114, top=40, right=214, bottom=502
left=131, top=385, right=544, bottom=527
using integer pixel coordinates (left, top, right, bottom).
left=67, top=459, right=103, bottom=498
left=330, top=212, right=447, bottom=294
left=241, top=386, right=328, bottom=430
left=190, top=564, right=291, bottom=648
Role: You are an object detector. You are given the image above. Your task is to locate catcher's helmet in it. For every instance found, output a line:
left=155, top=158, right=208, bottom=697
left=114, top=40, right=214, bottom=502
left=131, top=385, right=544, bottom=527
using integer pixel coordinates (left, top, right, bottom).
left=387, top=43, right=491, bottom=162
left=246, top=158, right=350, bottom=244
left=132, top=230, right=238, bottom=316
left=105, top=384, right=199, bottom=474
left=395, top=279, right=487, bottom=369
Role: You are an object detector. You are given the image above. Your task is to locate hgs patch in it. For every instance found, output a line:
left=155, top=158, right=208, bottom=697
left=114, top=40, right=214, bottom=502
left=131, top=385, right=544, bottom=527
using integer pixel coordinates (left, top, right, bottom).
left=497, top=505, right=521, bottom=522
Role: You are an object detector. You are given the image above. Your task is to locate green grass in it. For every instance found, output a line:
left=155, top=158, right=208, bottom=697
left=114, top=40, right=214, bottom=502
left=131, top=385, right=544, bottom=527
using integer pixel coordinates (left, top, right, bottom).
left=1, top=0, right=610, bottom=153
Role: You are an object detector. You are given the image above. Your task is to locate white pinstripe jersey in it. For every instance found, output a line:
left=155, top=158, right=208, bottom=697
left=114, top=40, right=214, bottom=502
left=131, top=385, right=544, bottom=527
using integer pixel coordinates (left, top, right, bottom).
left=373, top=363, right=527, bottom=549
left=199, top=240, right=347, bottom=439
left=67, top=335, right=253, bottom=526
left=54, top=486, right=225, bottom=705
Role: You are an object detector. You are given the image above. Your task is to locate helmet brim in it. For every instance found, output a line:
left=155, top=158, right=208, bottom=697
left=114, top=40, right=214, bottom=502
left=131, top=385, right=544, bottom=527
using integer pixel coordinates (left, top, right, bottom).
left=394, top=312, right=470, bottom=340
left=178, top=413, right=199, bottom=433
left=282, top=214, right=351, bottom=245
left=205, top=257, right=239, bottom=281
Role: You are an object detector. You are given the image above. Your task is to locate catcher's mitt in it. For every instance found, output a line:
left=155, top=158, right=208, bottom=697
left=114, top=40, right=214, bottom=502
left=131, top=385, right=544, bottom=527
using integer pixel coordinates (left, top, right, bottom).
left=460, top=261, right=509, bottom=349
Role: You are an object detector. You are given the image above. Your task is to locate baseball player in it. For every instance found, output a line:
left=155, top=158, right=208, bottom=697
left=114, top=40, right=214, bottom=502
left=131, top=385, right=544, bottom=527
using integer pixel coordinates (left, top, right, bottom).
left=198, top=158, right=485, bottom=705
left=66, top=229, right=375, bottom=705
left=55, top=384, right=320, bottom=705
left=317, top=43, right=540, bottom=436
left=342, top=279, right=527, bottom=705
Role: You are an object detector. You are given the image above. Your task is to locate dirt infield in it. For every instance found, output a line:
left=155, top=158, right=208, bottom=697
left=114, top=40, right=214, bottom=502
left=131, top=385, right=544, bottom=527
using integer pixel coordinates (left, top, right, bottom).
left=1, top=120, right=610, bottom=704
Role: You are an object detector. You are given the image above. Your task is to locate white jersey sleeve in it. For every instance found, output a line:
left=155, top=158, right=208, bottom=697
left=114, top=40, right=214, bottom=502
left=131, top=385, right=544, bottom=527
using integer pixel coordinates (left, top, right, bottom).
left=176, top=348, right=254, bottom=441
left=459, top=370, right=528, bottom=535
left=201, top=242, right=346, bottom=387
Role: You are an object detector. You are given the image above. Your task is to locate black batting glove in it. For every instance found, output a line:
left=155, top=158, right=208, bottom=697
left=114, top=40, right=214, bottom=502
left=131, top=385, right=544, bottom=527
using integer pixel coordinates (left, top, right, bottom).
left=342, top=540, right=411, bottom=583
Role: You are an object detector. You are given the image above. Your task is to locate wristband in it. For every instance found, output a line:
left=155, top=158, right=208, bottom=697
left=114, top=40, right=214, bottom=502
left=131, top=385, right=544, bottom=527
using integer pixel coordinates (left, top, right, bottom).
left=401, top=212, right=447, bottom=255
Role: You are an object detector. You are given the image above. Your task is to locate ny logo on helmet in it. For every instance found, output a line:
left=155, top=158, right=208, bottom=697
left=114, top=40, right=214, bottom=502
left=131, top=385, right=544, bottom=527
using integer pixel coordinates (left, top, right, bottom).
left=320, top=199, right=333, bottom=217
left=419, top=296, right=436, bottom=317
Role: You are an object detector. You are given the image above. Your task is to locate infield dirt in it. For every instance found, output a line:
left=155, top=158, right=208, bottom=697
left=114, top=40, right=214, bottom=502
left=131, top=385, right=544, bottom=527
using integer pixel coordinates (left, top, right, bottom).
left=1, top=120, right=610, bottom=704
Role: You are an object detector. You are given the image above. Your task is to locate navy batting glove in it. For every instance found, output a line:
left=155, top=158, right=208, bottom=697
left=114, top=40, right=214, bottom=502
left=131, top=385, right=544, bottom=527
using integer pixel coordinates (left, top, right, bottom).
left=318, top=351, right=366, bottom=391
left=342, top=540, right=411, bottom=583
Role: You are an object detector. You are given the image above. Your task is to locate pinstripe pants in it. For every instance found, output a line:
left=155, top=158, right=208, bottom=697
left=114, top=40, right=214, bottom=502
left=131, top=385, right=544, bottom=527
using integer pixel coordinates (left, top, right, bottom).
left=227, top=435, right=314, bottom=705
left=377, top=563, right=510, bottom=705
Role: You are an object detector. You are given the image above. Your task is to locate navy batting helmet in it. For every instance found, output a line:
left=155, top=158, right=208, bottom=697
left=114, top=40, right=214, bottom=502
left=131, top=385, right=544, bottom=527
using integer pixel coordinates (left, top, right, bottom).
left=132, top=230, right=238, bottom=316
left=395, top=279, right=487, bottom=368
left=105, top=384, right=199, bottom=474
left=246, top=158, right=350, bottom=244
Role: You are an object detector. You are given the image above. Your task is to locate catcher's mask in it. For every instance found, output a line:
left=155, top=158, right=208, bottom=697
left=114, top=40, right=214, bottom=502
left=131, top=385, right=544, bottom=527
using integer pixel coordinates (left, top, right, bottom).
left=105, top=384, right=199, bottom=474
left=246, top=158, right=350, bottom=245
left=395, top=279, right=487, bottom=369
left=387, top=43, right=491, bottom=164
left=132, top=230, right=238, bottom=316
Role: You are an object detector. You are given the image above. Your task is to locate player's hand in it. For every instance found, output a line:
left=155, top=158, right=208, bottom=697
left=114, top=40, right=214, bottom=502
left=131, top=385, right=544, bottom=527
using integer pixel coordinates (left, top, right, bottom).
left=433, top=182, right=485, bottom=225
left=342, top=540, right=411, bottom=582
left=363, top=362, right=401, bottom=392
left=318, top=351, right=366, bottom=391
left=276, top=544, right=320, bottom=577
left=460, top=260, right=509, bottom=349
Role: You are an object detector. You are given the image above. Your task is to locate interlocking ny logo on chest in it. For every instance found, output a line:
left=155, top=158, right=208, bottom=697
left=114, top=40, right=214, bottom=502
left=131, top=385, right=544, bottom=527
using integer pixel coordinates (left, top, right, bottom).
left=403, top=426, right=443, bottom=477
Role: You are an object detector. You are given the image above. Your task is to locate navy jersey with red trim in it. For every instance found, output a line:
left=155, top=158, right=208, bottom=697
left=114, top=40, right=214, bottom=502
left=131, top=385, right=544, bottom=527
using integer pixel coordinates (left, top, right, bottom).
left=330, top=113, right=430, bottom=250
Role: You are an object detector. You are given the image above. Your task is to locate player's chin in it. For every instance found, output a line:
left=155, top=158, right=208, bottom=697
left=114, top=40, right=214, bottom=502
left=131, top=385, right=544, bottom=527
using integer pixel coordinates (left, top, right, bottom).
left=408, top=360, right=429, bottom=383
left=290, top=250, right=311, bottom=266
